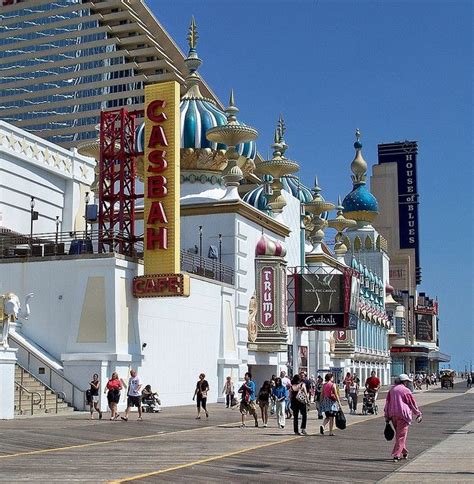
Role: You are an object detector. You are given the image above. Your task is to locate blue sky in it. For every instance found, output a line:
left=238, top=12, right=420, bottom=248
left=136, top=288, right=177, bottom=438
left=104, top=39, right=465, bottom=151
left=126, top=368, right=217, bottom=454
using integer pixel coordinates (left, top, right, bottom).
left=153, top=0, right=473, bottom=370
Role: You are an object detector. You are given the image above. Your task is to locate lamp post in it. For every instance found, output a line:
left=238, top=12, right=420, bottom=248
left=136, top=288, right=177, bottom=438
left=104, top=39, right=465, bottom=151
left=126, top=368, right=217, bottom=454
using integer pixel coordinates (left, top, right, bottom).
left=198, top=225, right=203, bottom=270
left=29, top=196, right=35, bottom=253
left=84, top=192, right=90, bottom=240
left=55, top=216, right=60, bottom=254
left=218, top=233, right=222, bottom=281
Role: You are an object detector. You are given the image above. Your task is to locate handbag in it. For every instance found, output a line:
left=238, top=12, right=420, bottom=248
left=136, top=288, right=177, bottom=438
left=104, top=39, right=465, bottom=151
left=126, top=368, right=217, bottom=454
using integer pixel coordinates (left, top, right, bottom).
left=335, top=410, right=346, bottom=430
left=295, top=384, right=308, bottom=404
left=230, top=394, right=238, bottom=407
left=384, top=422, right=395, bottom=441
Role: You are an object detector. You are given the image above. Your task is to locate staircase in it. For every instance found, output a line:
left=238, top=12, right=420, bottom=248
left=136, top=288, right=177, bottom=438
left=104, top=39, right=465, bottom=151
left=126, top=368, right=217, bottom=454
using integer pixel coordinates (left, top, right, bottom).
left=15, top=365, right=75, bottom=416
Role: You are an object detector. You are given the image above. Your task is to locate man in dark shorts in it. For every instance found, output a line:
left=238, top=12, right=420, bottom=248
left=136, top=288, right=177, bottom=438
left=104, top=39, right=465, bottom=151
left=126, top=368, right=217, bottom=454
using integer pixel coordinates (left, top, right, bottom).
left=121, top=369, right=143, bottom=421
left=238, top=372, right=259, bottom=428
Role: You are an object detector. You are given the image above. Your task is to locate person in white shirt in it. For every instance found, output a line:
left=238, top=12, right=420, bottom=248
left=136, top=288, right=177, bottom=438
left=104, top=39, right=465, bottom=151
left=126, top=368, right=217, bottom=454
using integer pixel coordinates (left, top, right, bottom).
left=121, top=369, right=143, bottom=421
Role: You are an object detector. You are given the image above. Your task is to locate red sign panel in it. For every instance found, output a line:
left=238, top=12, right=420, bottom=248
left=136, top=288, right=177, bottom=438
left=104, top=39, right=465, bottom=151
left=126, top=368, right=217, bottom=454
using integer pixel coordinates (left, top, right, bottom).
left=133, top=273, right=189, bottom=298
left=261, top=267, right=274, bottom=327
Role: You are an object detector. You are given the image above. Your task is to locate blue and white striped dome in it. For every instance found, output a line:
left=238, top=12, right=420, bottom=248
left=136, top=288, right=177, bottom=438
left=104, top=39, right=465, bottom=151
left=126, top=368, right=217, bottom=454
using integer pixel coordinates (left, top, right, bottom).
left=135, top=97, right=257, bottom=160
left=243, top=176, right=314, bottom=214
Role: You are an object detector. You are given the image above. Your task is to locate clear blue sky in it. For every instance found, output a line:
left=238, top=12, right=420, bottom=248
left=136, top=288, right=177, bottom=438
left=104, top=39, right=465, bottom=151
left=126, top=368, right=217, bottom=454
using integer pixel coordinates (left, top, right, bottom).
left=153, top=0, right=473, bottom=370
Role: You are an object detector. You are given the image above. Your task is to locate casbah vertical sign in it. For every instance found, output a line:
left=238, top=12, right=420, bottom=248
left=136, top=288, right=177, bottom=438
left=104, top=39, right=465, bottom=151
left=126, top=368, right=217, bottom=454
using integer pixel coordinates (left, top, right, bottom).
left=133, top=81, right=190, bottom=298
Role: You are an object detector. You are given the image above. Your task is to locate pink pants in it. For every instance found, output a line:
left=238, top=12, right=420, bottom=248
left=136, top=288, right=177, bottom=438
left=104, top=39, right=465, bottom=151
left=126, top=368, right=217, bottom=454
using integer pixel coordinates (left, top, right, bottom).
left=391, top=415, right=410, bottom=458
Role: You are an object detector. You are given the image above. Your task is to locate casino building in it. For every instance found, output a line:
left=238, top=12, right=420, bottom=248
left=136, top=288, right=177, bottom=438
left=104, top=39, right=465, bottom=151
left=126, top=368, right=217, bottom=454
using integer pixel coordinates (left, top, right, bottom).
left=0, top=3, right=446, bottom=417
left=0, top=0, right=218, bottom=149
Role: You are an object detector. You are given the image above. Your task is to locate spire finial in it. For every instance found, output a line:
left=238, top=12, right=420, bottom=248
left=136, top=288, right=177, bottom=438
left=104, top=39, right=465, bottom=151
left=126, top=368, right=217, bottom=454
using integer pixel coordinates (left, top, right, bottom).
left=187, top=16, right=198, bottom=50
left=183, top=17, right=203, bottom=99
left=350, top=128, right=367, bottom=185
left=225, top=89, right=239, bottom=122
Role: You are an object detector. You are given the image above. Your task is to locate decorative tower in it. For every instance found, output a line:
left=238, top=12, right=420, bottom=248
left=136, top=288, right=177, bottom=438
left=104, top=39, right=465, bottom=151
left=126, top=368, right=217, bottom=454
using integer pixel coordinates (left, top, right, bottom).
left=206, top=90, right=258, bottom=200
left=342, top=129, right=379, bottom=229
left=254, top=115, right=299, bottom=214
left=327, top=196, right=356, bottom=263
left=304, top=177, right=335, bottom=254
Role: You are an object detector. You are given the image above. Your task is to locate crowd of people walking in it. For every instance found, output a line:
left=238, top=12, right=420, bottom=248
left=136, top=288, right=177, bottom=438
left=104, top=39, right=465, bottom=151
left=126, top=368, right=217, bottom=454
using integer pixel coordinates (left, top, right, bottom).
left=86, top=367, right=429, bottom=461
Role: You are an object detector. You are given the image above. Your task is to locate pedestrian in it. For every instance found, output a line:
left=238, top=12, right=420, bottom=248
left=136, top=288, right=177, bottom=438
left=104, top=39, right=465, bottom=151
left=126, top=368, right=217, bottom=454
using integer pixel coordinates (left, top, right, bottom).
left=238, top=372, right=259, bottom=428
left=365, top=370, right=381, bottom=401
left=121, top=369, right=143, bottom=421
left=272, top=377, right=288, bottom=429
left=257, top=380, right=271, bottom=427
left=193, top=373, right=209, bottom=419
left=290, top=374, right=309, bottom=436
left=222, top=376, right=234, bottom=408
left=315, top=375, right=323, bottom=419
left=343, top=372, right=353, bottom=400
left=280, top=370, right=292, bottom=419
left=88, top=373, right=102, bottom=420
left=270, top=375, right=277, bottom=415
left=467, top=374, right=472, bottom=389
left=105, top=371, right=122, bottom=421
left=319, top=372, right=342, bottom=436
left=348, top=377, right=359, bottom=415
left=384, top=373, right=422, bottom=462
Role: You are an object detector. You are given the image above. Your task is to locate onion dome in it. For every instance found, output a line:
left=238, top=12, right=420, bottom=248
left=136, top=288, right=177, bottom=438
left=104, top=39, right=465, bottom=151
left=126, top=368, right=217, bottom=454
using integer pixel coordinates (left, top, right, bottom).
left=136, top=18, right=256, bottom=161
left=256, top=234, right=287, bottom=257
left=342, top=129, right=379, bottom=223
left=243, top=175, right=312, bottom=213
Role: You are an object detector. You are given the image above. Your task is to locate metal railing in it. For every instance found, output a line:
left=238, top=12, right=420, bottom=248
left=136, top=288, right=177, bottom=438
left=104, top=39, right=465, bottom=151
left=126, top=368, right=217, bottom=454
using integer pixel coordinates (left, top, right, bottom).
left=14, top=380, right=42, bottom=416
left=1, top=229, right=235, bottom=285
left=16, top=362, right=69, bottom=414
left=11, top=334, right=87, bottom=410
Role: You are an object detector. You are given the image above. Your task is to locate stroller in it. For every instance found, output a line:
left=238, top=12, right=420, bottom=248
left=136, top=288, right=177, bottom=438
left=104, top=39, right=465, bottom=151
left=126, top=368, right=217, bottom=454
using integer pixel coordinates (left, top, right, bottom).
left=362, top=389, right=378, bottom=415
left=141, top=385, right=161, bottom=413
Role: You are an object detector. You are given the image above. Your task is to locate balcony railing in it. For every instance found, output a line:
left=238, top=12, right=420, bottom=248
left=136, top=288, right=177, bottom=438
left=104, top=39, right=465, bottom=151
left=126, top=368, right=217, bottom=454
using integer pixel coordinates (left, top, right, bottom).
left=0, top=229, right=234, bottom=285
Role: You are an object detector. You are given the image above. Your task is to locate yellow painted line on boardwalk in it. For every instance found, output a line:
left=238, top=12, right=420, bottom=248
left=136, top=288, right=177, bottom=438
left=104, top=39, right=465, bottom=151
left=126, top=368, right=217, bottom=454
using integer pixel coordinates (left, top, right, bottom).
left=108, top=434, right=302, bottom=483
left=0, top=423, right=235, bottom=460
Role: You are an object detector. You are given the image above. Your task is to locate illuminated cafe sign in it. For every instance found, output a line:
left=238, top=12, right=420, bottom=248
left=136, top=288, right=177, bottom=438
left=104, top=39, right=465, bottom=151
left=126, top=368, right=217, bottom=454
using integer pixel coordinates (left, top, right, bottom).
left=132, top=273, right=189, bottom=298
left=295, top=269, right=359, bottom=331
left=133, top=81, right=190, bottom=298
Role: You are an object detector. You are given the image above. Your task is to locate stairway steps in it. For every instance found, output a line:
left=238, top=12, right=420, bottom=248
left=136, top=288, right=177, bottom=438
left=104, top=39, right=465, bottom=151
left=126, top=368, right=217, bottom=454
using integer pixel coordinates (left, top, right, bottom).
left=14, top=364, right=75, bottom=417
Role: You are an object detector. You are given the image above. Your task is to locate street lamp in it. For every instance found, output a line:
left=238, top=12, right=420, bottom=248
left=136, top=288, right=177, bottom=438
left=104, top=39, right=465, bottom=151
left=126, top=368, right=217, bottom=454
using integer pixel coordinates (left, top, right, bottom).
left=84, top=192, right=90, bottom=240
left=55, top=216, right=60, bottom=254
left=199, top=225, right=203, bottom=261
left=29, top=196, right=38, bottom=253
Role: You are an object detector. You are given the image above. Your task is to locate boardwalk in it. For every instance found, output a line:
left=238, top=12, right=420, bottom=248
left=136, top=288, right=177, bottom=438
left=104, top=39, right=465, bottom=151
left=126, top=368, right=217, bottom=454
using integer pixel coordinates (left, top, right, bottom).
left=0, top=383, right=472, bottom=483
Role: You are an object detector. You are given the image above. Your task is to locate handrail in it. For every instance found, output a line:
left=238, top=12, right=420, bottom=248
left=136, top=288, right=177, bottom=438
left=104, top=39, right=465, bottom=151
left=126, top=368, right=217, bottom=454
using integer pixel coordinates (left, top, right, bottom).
left=14, top=380, right=42, bottom=416
left=12, top=337, right=87, bottom=409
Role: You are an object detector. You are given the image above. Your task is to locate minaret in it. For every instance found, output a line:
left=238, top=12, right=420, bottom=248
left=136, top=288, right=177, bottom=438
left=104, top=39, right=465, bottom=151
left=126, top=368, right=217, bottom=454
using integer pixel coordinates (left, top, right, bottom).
left=342, top=129, right=379, bottom=230
left=182, top=16, right=204, bottom=100
left=206, top=90, right=258, bottom=200
left=327, top=196, right=356, bottom=263
left=255, top=115, right=299, bottom=216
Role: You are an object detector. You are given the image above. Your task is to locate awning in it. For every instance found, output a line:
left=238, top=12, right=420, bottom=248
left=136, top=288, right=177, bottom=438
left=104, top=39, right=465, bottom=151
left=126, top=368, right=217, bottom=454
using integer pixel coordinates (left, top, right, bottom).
left=428, top=350, right=451, bottom=362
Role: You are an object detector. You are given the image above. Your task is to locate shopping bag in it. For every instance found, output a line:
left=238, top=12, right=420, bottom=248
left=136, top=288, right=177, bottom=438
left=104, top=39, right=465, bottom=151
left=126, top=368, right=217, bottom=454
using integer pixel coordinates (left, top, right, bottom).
left=384, top=422, right=395, bottom=441
left=335, top=410, right=346, bottom=430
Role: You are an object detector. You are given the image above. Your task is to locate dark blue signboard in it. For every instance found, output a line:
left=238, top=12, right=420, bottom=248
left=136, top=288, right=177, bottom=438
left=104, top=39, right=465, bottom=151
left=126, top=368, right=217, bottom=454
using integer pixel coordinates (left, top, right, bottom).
left=378, top=141, right=421, bottom=283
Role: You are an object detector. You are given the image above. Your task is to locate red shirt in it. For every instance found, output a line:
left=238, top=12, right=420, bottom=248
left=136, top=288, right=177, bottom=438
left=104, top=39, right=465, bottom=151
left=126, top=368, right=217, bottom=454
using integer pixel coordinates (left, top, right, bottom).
left=366, top=376, right=380, bottom=390
left=106, top=379, right=122, bottom=391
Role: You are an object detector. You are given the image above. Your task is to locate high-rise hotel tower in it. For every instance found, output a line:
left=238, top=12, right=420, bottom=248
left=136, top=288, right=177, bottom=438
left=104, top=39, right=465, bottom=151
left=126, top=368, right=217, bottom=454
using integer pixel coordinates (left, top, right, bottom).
left=0, top=0, right=218, bottom=149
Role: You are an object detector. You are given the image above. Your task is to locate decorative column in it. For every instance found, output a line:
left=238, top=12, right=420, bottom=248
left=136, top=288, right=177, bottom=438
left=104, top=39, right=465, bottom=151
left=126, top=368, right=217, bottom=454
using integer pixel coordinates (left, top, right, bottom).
left=255, top=116, right=299, bottom=214
left=0, top=347, right=17, bottom=419
left=304, top=177, right=335, bottom=254
left=247, top=235, right=288, bottom=352
left=206, top=91, right=258, bottom=200
left=327, top=196, right=356, bottom=263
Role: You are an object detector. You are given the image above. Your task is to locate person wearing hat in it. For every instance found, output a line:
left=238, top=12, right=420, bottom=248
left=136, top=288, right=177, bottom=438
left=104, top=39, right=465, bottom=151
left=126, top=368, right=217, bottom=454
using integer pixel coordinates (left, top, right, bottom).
left=384, top=374, right=422, bottom=462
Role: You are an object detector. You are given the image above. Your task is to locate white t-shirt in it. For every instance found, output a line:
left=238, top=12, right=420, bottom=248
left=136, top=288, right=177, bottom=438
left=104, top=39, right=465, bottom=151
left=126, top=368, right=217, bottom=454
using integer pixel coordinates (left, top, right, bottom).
left=281, top=376, right=291, bottom=389
left=128, top=376, right=142, bottom=397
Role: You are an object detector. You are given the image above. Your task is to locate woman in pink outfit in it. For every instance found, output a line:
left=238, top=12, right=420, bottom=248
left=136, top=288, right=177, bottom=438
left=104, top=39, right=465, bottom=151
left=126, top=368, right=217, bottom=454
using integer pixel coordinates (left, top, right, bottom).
left=384, top=373, right=422, bottom=462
